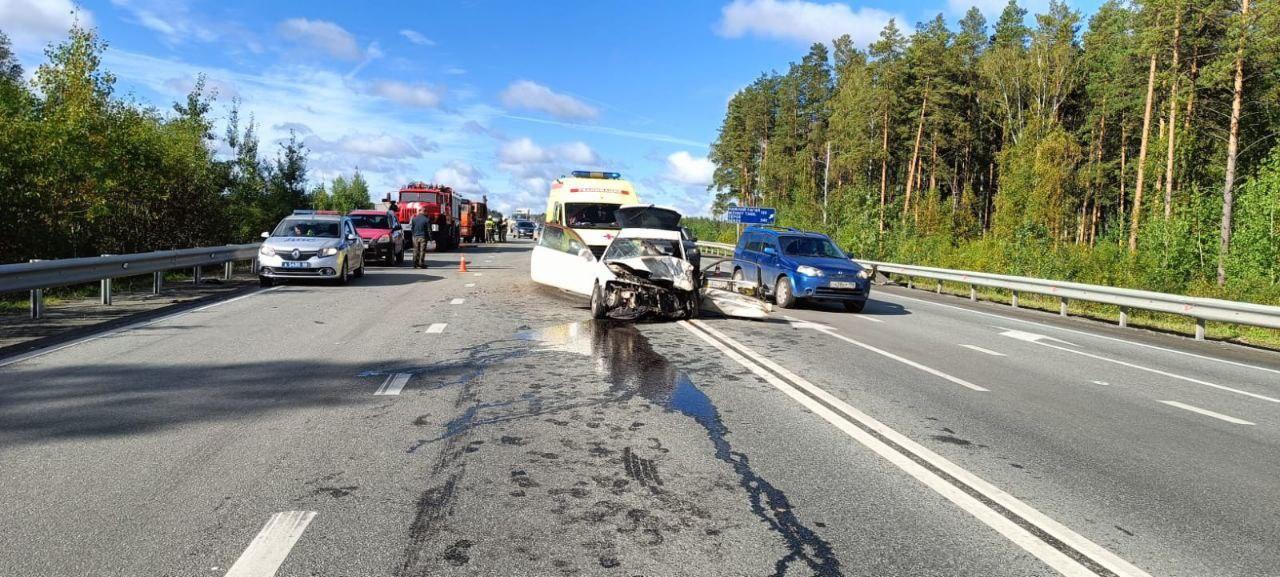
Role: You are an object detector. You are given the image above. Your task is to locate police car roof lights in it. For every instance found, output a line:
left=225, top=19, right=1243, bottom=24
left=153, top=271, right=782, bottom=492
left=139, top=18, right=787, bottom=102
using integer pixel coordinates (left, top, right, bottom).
left=570, top=170, right=622, bottom=180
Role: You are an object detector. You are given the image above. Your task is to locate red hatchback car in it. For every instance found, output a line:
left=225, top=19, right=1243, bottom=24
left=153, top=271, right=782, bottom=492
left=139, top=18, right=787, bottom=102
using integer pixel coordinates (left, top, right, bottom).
left=347, top=209, right=406, bottom=265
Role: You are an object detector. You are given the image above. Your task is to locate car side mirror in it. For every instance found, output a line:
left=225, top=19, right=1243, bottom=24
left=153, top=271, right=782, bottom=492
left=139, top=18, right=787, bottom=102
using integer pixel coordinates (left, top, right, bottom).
left=763, top=246, right=777, bottom=256
left=260, top=232, right=270, bottom=239
left=347, top=234, right=358, bottom=241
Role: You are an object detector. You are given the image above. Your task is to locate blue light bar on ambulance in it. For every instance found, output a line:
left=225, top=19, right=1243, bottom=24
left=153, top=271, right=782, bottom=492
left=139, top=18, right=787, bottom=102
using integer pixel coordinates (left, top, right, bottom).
left=571, top=170, right=622, bottom=179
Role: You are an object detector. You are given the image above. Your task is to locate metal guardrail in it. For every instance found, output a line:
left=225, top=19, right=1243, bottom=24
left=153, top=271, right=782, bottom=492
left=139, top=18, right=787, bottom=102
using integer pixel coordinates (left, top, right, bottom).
left=860, top=260, right=1280, bottom=340
left=694, top=240, right=1280, bottom=340
left=1, top=244, right=261, bottom=319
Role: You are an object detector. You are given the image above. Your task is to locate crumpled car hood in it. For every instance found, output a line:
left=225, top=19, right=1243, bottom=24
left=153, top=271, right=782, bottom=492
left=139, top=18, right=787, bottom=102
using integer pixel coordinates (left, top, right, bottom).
left=607, top=256, right=695, bottom=291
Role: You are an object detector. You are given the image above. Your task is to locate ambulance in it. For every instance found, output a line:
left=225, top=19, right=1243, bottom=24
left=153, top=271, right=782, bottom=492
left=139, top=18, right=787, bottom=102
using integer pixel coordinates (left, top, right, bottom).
left=544, top=170, right=639, bottom=258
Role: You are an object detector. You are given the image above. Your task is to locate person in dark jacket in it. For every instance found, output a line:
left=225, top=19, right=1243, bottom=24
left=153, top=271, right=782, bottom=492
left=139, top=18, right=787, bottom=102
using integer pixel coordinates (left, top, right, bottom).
left=410, top=208, right=431, bottom=269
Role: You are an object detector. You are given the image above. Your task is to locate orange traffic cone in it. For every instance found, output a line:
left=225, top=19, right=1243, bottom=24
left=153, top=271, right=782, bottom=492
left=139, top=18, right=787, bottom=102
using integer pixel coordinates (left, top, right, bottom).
left=458, top=255, right=468, bottom=272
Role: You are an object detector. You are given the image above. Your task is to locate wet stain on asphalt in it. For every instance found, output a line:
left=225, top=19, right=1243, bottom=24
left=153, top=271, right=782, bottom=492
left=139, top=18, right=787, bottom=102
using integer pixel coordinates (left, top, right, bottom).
left=519, top=321, right=842, bottom=577
left=313, top=485, right=358, bottom=499
left=930, top=434, right=973, bottom=446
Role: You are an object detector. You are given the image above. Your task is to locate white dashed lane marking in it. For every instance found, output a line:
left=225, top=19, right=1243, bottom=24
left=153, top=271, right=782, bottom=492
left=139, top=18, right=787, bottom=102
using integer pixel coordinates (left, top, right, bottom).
left=450, top=298, right=465, bottom=305
left=465, top=283, right=476, bottom=288
left=1159, top=400, right=1255, bottom=425
left=426, top=323, right=447, bottom=334
left=960, top=344, right=1005, bottom=356
left=223, top=511, right=316, bottom=577
left=375, top=373, right=411, bottom=395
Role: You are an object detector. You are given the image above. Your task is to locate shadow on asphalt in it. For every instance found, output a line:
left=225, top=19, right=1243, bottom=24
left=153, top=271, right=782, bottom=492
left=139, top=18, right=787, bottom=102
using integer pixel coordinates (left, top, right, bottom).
left=793, top=297, right=910, bottom=316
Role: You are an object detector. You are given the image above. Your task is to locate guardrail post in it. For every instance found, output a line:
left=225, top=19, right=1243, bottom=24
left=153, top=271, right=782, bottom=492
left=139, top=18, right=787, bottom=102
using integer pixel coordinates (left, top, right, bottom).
left=1011, top=291, right=1019, bottom=308
left=100, top=278, right=112, bottom=305
left=1195, top=318, right=1206, bottom=341
left=152, top=271, right=163, bottom=294
left=1119, top=307, right=1129, bottom=328
left=969, top=285, right=977, bottom=301
left=28, top=259, right=44, bottom=319
left=193, top=266, right=202, bottom=285
left=30, top=287, right=44, bottom=319
left=1059, top=297, right=1068, bottom=317
left=907, top=276, right=913, bottom=289
left=251, top=257, right=259, bottom=273
left=936, top=281, right=942, bottom=294
left=224, top=261, right=233, bottom=280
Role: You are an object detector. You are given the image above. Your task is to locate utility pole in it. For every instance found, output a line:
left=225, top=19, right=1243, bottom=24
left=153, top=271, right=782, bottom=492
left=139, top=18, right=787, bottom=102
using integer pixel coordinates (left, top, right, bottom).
left=822, top=141, right=831, bottom=225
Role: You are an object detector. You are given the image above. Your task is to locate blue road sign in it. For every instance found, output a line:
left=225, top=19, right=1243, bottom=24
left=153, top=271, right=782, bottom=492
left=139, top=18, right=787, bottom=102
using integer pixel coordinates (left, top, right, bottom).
left=725, top=206, right=777, bottom=225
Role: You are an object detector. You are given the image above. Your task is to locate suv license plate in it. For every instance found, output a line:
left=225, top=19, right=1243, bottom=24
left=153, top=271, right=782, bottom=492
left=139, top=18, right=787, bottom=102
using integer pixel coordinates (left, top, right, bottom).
left=829, top=281, right=858, bottom=289
left=282, top=262, right=310, bottom=269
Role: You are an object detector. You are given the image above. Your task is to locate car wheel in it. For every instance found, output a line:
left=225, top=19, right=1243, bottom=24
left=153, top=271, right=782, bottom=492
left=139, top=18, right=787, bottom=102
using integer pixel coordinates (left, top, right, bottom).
left=843, top=300, right=866, bottom=313
left=258, top=276, right=274, bottom=288
left=354, top=260, right=365, bottom=278
left=731, top=268, right=744, bottom=292
left=684, top=294, right=700, bottom=319
left=775, top=276, right=796, bottom=308
left=590, top=282, right=608, bottom=319
left=336, top=262, right=349, bottom=285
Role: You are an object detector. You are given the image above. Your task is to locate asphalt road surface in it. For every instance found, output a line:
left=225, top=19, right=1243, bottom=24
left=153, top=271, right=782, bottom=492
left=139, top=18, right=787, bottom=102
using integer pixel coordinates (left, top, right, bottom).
left=2, top=240, right=1278, bottom=577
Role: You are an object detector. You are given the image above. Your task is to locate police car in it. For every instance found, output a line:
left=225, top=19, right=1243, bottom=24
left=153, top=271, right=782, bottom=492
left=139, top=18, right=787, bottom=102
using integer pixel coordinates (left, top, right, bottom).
left=257, top=210, right=366, bottom=287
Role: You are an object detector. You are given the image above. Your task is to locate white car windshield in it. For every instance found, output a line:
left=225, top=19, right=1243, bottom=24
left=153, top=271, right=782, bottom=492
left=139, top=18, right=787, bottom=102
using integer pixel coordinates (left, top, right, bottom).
left=272, top=219, right=341, bottom=238
left=604, top=237, right=683, bottom=260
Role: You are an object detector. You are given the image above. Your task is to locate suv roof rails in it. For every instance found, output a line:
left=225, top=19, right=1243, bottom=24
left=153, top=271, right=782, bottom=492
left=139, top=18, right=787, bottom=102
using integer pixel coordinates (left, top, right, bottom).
left=744, top=225, right=803, bottom=233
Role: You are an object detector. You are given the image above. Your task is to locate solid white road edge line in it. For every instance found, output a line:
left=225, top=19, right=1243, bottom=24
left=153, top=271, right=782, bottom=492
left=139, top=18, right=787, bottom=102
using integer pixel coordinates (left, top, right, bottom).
left=961, top=344, right=1007, bottom=356
left=0, top=286, right=282, bottom=369
left=808, top=327, right=989, bottom=392
left=881, top=289, right=1280, bottom=377
left=223, top=511, right=316, bottom=577
left=1158, top=400, right=1256, bottom=425
left=854, top=315, right=885, bottom=323
left=1020, top=339, right=1280, bottom=404
left=375, top=373, right=411, bottom=396
left=681, top=320, right=1153, bottom=577
left=425, top=323, right=447, bottom=334
left=450, top=298, right=465, bottom=305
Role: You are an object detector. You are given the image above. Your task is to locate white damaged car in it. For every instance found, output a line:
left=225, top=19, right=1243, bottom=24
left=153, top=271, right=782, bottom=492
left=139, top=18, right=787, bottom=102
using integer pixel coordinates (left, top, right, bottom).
left=531, top=206, right=769, bottom=321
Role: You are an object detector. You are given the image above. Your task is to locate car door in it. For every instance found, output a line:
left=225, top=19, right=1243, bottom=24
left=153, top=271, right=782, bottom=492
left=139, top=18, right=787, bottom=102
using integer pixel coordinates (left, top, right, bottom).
left=345, top=220, right=363, bottom=269
left=758, top=237, right=781, bottom=291
left=531, top=224, right=597, bottom=296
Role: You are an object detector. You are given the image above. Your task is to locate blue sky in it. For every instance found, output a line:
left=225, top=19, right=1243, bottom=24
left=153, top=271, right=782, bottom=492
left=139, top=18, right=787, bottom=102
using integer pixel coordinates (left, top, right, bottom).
left=2, top=0, right=1101, bottom=215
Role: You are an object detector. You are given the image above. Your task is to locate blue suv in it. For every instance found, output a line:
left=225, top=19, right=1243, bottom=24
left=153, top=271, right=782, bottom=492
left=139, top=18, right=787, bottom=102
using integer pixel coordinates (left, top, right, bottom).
left=732, top=227, right=871, bottom=312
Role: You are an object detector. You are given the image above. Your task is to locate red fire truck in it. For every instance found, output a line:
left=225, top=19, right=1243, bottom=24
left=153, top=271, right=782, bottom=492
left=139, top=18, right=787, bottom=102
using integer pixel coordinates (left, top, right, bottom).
left=395, top=182, right=463, bottom=250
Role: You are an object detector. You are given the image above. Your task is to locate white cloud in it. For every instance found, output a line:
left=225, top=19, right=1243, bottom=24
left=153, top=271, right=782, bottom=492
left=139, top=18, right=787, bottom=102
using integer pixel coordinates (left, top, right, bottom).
left=278, top=18, right=363, bottom=60
left=434, top=161, right=487, bottom=196
left=399, top=29, right=435, bottom=46
left=716, top=0, right=898, bottom=46
left=163, top=74, right=239, bottom=99
left=555, top=141, right=599, bottom=165
left=444, top=67, right=466, bottom=75
left=110, top=0, right=218, bottom=45
left=664, top=151, right=715, bottom=186
left=499, top=137, right=550, bottom=164
left=0, top=0, right=91, bottom=51
left=370, top=80, right=442, bottom=108
left=499, top=80, right=598, bottom=121
left=306, top=133, right=422, bottom=160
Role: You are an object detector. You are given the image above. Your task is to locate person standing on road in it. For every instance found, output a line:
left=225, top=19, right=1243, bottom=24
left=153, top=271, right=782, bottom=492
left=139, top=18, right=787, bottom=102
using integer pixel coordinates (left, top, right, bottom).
left=485, top=218, right=497, bottom=244
left=411, top=207, right=431, bottom=269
